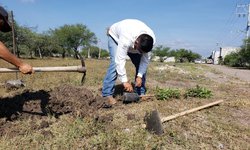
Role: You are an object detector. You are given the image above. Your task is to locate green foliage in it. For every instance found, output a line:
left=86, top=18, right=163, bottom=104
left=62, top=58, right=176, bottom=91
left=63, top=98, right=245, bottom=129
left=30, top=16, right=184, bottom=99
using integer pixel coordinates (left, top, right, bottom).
left=174, top=48, right=201, bottom=62
left=155, top=87, right=181, bottom=100
left=152, top=45, right=171, bottom=57
left=184, top=85, right=212, bottom=98
left=1, top=21, right=98, bottom=59
left=152, top=45, right=201, bottom=63
left=51, top=24, right=97, bottom=58
left=223, top=38, right=250, bottom=68
left=223, top=52, right=241, bottom=67
left=100, top=49, right=109, bottom=58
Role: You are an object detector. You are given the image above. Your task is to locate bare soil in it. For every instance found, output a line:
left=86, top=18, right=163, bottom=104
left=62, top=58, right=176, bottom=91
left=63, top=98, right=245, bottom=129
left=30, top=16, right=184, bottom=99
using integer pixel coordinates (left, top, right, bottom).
left=204, top=64, right=250, bottom=82
left=0, top=85, right=117, bottom=136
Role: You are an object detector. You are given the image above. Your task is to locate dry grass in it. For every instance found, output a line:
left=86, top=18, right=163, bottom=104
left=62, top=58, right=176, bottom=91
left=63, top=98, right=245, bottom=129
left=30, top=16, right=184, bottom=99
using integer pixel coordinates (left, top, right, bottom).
left=0, top=58, right=249, bottom=149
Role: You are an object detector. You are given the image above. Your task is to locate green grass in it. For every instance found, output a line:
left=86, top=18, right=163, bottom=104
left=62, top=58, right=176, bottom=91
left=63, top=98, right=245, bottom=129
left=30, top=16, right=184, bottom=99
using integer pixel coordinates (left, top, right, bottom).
left=0, top=58, right=249, bottom=149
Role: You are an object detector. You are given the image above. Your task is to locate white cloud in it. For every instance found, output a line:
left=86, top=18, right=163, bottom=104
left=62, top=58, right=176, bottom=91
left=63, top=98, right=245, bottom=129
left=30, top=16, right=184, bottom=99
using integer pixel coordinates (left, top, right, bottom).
left=166, top=39, right=197, bottom=50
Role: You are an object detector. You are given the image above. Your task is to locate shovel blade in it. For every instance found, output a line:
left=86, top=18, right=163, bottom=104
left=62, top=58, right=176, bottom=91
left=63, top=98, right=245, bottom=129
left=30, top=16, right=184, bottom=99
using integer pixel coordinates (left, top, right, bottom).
left=123, top=92, right=140, bottom=103
left=144, top=109, right=164, bottom=135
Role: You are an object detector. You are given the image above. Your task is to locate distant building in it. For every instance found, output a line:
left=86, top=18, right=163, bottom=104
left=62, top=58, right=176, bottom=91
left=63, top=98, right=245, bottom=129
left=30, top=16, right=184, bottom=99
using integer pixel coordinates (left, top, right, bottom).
left=212, top=50, right=220, bottom=65
left=212, top=47, right=240, bottom=65
left=163, top=57, right=175, bottom=63
left=220, top=47, right=240, bottom=59
left=151, top=56, right=161, bottom=62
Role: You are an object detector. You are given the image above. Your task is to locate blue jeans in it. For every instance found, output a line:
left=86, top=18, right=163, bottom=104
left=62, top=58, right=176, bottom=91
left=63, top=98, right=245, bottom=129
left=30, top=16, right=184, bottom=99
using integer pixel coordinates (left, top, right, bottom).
left=102, top=36, right=146, bottom=97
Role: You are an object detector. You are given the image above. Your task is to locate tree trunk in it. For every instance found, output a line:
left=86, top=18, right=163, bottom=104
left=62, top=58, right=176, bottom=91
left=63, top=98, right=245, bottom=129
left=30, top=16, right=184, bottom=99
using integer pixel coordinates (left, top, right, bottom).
left=74, top=49, right=79, bottom=59
left=62, top=51, right=65, bottom=58
left=16, top=45, right=20, bottom=58
left=38, top=47, right=42, bottom=58
left=98, top=47, right=101, bottom=59
left=29, top=50, right=33, bottom=59
left=88, top=48, right=91, bottom=58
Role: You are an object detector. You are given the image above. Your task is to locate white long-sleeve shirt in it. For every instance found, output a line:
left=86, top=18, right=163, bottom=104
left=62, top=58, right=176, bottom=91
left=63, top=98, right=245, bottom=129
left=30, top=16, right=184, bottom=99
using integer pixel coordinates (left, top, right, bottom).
left=108, top=19, right=156, bottom=83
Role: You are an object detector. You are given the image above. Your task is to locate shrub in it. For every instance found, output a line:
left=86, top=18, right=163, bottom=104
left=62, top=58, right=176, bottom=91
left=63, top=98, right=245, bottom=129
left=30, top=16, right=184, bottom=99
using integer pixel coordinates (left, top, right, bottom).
left=184, top=85, right=212, bottom=98
left=155, top=87, right=181, bottom=100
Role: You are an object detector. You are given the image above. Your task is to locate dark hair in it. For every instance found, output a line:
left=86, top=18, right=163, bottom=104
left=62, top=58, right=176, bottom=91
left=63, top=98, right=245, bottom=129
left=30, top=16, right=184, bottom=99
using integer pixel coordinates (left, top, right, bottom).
left=138, top=34, right=153, bottom=53
left=0, top=6, right=11, bottom=32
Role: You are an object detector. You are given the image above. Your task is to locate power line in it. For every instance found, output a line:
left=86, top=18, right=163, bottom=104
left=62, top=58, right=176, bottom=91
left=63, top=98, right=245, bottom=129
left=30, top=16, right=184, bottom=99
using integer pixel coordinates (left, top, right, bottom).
left=216, top=0, right=249, bottom=49
left=235, top=2, right=250, bottom=49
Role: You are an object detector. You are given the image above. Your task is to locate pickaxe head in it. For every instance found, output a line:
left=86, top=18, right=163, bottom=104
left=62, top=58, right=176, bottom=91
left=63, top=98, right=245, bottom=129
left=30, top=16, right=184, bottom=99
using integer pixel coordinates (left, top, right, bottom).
left=79, top=55, right=86, bottom=85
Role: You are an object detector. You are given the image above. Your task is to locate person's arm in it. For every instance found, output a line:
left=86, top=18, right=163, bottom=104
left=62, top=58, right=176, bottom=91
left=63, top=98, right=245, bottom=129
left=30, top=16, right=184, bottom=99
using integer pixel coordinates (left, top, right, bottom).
left=115, top=38, right=133, bottom=92
left=135, top=52, right=151, bottom=87
left=138, top=52, right=150, bottom=77
left=115, top=38, right=129, bottom=83
left=0, top=42, right=33, bottom=74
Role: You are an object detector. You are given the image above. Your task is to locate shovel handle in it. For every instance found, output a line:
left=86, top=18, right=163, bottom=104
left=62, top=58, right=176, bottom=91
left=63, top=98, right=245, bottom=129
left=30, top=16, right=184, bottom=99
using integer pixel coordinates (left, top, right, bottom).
left=140, top=95, right=155, bottom=98
left=0, top=66, right=86, bottom=73
left=161, top=100, right=223, bottom=123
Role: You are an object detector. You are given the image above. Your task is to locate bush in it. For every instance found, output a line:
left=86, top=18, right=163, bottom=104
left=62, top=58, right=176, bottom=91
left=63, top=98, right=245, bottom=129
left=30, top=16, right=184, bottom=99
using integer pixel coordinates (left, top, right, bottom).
left=223, top=52, right=241, bottom=67
left=155, top=87, right=181, bottom=100
left=184, top=85, right=212, bottom=98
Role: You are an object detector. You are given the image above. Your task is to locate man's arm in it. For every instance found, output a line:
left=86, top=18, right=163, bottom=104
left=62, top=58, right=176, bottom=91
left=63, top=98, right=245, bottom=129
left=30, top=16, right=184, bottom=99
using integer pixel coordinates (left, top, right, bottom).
left=135, top=52, right=150, bottom=87
left=138, top=52, right=150, bottom=77
left=115, top=39, right=133, bottom=92
left=0, top=42, right=33, bottom=74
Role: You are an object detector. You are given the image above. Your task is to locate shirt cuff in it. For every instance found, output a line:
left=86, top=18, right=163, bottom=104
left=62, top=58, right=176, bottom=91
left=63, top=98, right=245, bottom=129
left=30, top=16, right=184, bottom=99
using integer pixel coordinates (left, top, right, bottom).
left=119, top=75, right=128, bottom=83
left=137, top=73, right=143, bottom=78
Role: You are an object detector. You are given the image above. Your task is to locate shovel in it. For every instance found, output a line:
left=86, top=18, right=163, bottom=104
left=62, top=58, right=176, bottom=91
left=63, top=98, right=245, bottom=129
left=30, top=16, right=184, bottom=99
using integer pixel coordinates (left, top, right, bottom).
left=122, top=92, right=154, bottom=103
left=144, top=100, right=224, bottom=135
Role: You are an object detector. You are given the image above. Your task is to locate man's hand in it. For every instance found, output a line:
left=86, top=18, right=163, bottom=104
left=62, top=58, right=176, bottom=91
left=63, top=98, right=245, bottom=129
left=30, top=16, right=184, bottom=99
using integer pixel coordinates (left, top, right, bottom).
left=135, top=76, right=142, bottom=87
left=123, top=82, right=133, bottom=92
left=19, top=63, right=34, bottom=74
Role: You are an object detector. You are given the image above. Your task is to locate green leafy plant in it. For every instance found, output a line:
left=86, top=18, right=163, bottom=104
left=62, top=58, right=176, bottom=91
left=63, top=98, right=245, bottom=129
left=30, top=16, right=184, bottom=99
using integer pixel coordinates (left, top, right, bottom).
left=184, top=85, right=212, bottom=98
left=155, top=87, right=181, bottom=100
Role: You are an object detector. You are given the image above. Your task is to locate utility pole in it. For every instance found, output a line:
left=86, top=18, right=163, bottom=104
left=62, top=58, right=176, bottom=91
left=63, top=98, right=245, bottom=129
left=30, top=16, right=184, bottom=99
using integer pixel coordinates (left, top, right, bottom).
left=10, top=10, right=18, bottom=79
left=10, top=11, right=16, bottom=55
left=236, top=3, right=250, bottom=50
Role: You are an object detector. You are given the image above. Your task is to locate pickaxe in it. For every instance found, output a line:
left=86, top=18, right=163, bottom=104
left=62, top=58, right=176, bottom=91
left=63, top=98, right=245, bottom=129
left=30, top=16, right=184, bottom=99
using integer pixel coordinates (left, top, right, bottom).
left=0, top=56, right=86, bottom=87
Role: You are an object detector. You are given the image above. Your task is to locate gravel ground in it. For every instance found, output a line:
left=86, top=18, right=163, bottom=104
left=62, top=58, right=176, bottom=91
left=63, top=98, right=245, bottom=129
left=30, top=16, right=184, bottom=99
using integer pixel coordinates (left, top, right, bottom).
left=205, top=64, right=250, bottom=82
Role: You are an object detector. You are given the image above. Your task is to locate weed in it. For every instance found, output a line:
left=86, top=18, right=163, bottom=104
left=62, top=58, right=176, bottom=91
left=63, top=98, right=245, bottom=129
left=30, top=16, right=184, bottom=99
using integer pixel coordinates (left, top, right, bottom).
left=184, top=85, right=212, bottom=98
left=155, top=87, right=181, bottom=100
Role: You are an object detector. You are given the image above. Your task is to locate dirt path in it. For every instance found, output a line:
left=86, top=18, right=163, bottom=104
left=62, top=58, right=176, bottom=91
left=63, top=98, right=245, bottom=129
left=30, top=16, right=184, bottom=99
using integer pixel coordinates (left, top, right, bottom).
left=205, top=64, right=250, bottom=82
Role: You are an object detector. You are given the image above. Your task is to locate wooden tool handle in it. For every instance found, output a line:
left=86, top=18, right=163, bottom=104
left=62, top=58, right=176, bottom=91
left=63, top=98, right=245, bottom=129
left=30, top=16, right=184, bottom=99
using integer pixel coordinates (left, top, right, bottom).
left=161, top=100, right=223, bottom=123
left=0, top=66, right=86, bottom=73
left=139, top=95, right=154, bottom=98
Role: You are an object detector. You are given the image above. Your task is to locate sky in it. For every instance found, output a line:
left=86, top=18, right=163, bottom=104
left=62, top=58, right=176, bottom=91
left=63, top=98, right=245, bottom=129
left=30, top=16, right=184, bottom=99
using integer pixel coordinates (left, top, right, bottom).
left=1, top=0, right=250, bottom=57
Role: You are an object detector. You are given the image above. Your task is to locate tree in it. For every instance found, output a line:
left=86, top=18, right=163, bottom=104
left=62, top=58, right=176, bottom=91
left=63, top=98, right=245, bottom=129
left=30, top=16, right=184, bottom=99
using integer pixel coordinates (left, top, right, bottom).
left=174, top=49, right=201, bottom=62
left=224, top=52, right=241, bottom=67
left=15, top=25, right=37, bottom=58
left=224, top=38, right=250, bottom=68
left=100, top=49, right=109, bottom=58
left=152, top=45, right=170, bottom=57
left=51, top=24, right=97, bottom=59
left=32, top=33, right=59, bottom=58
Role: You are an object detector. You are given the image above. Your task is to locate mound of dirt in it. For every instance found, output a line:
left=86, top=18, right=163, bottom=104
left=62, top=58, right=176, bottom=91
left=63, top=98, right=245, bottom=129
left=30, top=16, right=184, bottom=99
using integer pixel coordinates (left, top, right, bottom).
left=0, top=85, right=114, bottom=137
left=0, top=85, right=107, bottom=122
left=48, top=84, right=106, bottom=118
